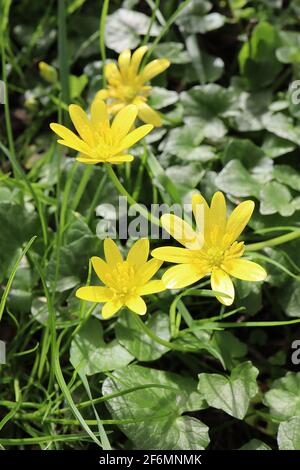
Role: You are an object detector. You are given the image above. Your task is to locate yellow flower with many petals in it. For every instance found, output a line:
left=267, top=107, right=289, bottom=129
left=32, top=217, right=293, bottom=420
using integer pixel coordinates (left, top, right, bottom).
left=76, top=238, right=165, bottom=319
left=50, top=100, right=153, bottom=165
left=95, top=46, right=170, bottom=127
left=152, top=192, right=267, bottom=306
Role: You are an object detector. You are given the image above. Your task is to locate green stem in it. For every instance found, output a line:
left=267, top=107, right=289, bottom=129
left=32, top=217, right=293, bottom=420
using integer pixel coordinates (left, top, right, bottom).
left=246, top=230, right=300, bottom=252
left=105, top=164, right=161, bottom=227
left=0, top=236, right=36, bottom=322
left=133, top=313, right=192, bottom=352
left=99, top=0, right=109, bottom=87
left=142, top=0, right=160, bottom=47
left=132, top=142, right=147, bottom=200
left=58, top=0, right=70, bottom=106
left=86, top=173, right=107, bottom=224
left=144, top=0, right=193, bottom=62
left=213, top=318, right=300, bottom=328
left=30, top=255, right=108, bottom=448
left=1, top=33, right=48, bottom=245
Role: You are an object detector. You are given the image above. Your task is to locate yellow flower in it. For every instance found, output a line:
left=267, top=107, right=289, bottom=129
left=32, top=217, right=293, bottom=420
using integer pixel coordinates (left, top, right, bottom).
left=152, top=192, right=267, bottom=306
left=39, top=61, right=57, bottom=84
left=76, top=238, right=165, bottom=319
left=95, top=46, right=170, bottom=127
left=50, top=100, right=153, bottom=165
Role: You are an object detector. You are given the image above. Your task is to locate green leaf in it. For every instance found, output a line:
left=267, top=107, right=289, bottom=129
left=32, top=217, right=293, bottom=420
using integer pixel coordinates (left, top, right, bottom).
left=262, top=134, right=296, bottom=158
left=279, top=280, right=300, bottom=318
left=47, top=215, right=101, bottom=291
left=146, top=151, right=182, bottom=204
left=105, top=9, right=161, bottom=52
left=239, top=439, right=271, bottom=450
left=228, top=87, right=271, bottom=132
left=0, top=202, right=40, bottom=281
left=259, top=181, right=294, bottom=217
left=115, top=311, right=170, bottom=362
left=277, top=417, right=300, bottom=450
left=102, top=365, right=209, bottom=450
left=181, top=84, right=234, bottom=120
left=235, top=280, right=263, bottom=316
left=238, top=22, right=282, bottom=89
left=70, top=318, right=134, bottom=375
left=210, top=331, right=248, bottom=370
left=176, top=0, right=225, bottom=34
left=198, top=361, right=259, bottom=419
left=185, top=35, right=224, bottom=84
left=174, top=329, right=247, bottom=370
left=69, top=74, right=88, bottom=99
left=7, top=266, right=32, bottom=314
left=166, top=163, right=205, bottom=190
left=148, top=87, right=178, bottom=110
left=277, top=31, right=300, bottom=64
left=215, top=160, right=261, bottom=198
left=199, top=50, right=224, bottom=83
left=160, top=125, right=216, bottom=162
left=262, top=112, right=300, bottom=146
left=222, top=138, right=264, bottom=167
left=273, top=165, right=300, bottom=191
left=264, top=372, right=300, bottom=421
left=153, top=42, right=190, bottom=64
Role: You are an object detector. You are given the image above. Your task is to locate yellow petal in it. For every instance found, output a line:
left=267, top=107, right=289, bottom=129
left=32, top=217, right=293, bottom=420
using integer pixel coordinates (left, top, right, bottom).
left=130, top=45, right=148, bottom=76
left=91, top=256, right=111, bottom=284
left=141, top=58, right=170, bottom=82
left=151, top=246, right=196, bottom=263
left=91, top=99, right=109, bottom=129
left=119, top=124, right=153, bottom=149
left=162, top=264, right=204, bottom=289
left=76, top=286, right=112, bottom=302
left=136, top=258, right=163, bottom=284
left=224, top=258, right=267, bottom=282
left=109, top=154, right=134, bottom=163
left=226, top=200, right=255, bottom=244
left=126, top=296, right=147, bottom=315
left=137, top=102, right=162, bottom=127
left=50, top=123, right=91, bottom=154
left=108, top=102, right=125, bottom=114
left=127, top=238, right=149, bottom=269
left=57, top=139, right=92, bottom=155
left=94, top=89, right=109, bottom=100
left=105, top=62, right=121, bottom=82
left=76, top=156, right=102, bottom=164
left=192, top=193, right=209, bottom=236
left=138, top=280, right=165, bottom=295
left=69, top=104, right=94, bottom=145
left=104, top=238, right=123, bottom=265
left=208, top=192, right=227, bottom=245
left=161, top=214, right=203, bottom=250
left=118, top=49, right=131, bottom=78
left=211, top=269, right=234, bottom=306
left=209, top=192, right=226, bottom=231
left=111, top=104, right=138, bottom=139
left=102, top=300, right=123, bottom=319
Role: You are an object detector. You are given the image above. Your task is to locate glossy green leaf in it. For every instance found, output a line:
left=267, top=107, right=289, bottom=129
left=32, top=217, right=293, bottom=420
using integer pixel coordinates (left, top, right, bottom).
left=277, top=417, right=300, bottom=450
left=115, top=311, right=170, bottom=362
left=198, top=361, right=259, bottom=419
left=102, top=365, right=209, bottom=450
left=70, top=318, right=134, bottom=375
left=264, top=372, right=300, bottom=421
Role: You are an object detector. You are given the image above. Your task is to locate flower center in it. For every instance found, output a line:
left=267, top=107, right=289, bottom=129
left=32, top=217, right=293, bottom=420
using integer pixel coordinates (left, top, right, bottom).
left=122, top=85, right=139, bottom=102
left=105, top=261, right=136, bottom=301
left=94, top=127, right=119, bottom=160
left=202, top=247, right=225, bottom=270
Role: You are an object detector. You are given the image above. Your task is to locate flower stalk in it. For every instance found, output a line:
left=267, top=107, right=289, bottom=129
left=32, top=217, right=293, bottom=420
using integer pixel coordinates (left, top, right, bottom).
left=245, top=230, right=300, bottom=252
